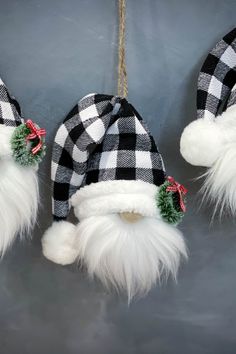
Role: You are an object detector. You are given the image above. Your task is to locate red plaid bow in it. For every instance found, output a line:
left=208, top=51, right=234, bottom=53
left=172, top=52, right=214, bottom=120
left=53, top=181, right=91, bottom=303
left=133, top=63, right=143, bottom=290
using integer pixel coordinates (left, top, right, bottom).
left=26, top=120, right=46, bottom=155
left=166, top=176, right=188, bottom=212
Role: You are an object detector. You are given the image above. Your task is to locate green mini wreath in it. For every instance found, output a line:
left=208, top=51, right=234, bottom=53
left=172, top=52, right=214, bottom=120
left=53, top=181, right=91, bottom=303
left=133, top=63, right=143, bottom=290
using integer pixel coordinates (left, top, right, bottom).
left=156, top=180, right=186, bottom=225
left=11, top=122, right=46, bottom=167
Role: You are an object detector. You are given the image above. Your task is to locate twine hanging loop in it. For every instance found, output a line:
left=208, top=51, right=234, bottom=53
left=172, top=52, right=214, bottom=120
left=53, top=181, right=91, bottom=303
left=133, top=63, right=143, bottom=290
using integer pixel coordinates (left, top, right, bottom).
left=118, top=0, right=128, bottom=98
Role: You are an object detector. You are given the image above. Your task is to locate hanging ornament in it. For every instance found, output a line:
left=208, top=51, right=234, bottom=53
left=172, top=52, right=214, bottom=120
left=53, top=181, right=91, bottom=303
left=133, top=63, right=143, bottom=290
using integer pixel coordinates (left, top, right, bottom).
left=42, top=0, right=187, bottom=301
left=0, top=78, right=46, bottom=255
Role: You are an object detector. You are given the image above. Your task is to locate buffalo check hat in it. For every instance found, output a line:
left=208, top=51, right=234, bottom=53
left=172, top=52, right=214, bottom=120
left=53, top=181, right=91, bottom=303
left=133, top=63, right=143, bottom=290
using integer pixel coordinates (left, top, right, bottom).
left=180, top=28, right=236, bottom=214
left=51, top=93, right=167, bottom=221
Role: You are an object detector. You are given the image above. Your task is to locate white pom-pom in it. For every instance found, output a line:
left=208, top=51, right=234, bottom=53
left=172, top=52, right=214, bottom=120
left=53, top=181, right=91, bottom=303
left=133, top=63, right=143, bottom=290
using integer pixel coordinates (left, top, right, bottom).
left=42, top=221, right=78, bottom=265
left=180, top=118, right=224, bottom=167
left=76, top=214, right=187, bottom=302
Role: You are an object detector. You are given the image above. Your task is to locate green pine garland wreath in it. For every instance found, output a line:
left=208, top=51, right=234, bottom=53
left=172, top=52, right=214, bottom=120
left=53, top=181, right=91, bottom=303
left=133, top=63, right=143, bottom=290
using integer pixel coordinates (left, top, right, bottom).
left=156, top=180, right=186, bottom=225
left=11, top=123, right=46, bottom=167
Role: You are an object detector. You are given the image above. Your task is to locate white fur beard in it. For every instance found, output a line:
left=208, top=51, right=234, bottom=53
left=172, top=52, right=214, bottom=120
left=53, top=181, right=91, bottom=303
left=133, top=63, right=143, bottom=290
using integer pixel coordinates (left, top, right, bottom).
left=201, top=143, right=236, bottom=216
left=76, top=214, right=187, bottom=302
left=0, top=158, right=39, bottom=255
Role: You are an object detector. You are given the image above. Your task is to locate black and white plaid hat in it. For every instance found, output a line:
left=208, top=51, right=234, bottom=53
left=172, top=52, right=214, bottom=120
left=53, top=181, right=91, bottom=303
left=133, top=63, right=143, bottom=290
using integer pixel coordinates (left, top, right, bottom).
left=0, top=77, right=46, bottom=256
left=0, top=77, right=24, bottom=127
left=52, top=93, right=166, bottom=221
left=196, top=27, right=236, bottom=121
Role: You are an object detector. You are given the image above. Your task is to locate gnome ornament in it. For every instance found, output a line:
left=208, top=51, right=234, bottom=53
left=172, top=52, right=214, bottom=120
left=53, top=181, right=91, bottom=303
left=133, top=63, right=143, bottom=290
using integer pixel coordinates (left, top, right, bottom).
left=42, top=93, right=187, bottom=300
left=0, top=77, right=46, bottom=254
left=180, top=28, right=236, bottom=214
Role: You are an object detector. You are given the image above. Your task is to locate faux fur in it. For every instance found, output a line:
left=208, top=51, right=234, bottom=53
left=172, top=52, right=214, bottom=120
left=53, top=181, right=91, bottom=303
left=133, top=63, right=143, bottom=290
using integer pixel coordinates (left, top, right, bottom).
left=71, top=180, right=159, bottom=220
left=201, top=143, right=236, bottom=216
left=181, top=105, right=236, bottom=215
left=0, top=125, right=15, bottom=158
left=180, top=105, right=236, bottom=168
left=42, top=221, right=78, bottom=265
left=73, top=180, right=157, bottom=200
left=76, top=214, right=187, bottom=301
left=180, top=118, right=225, bottom=167
left=0, top=125, right=39, bottom=254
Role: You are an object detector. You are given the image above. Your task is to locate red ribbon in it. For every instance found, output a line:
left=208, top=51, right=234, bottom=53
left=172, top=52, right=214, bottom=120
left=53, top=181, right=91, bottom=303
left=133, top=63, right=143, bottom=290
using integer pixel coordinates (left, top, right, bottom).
left=166, top=176, right=188, bottom=212
left=26, top=119, right=46, bottom=155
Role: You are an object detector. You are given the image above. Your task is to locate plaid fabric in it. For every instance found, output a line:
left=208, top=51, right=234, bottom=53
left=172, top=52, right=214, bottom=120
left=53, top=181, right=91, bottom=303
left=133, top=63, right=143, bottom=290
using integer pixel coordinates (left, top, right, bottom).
left=52, top=93, right=166, bottom=220
left=0, top=78, right=23, bottom=126
left=197, top=28, right=236, bottom=120
left=226, top=83, right=236, bottom=109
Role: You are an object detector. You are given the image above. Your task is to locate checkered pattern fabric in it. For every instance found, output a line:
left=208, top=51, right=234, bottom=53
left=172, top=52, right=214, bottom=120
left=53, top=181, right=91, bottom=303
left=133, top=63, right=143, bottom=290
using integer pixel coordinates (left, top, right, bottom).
left=0, top=78, right=23, bottom=126
left=52, top=93, right=166, bottom=220
left=226, top=83, right=236, bottom=109
left=197, top=28, right=236, bottom=120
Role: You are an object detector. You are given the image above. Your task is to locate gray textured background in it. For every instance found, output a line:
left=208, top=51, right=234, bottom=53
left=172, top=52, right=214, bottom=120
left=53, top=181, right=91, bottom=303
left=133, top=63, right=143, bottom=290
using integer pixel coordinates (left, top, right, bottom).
left=0, top=1, right=235, bottom=353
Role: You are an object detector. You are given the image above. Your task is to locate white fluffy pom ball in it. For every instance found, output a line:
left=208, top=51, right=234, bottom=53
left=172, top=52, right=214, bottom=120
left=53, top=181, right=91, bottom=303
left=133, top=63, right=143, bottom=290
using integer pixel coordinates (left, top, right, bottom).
left=42, top=221, right=78, bottom=265
left=180, top=118, right=224, bottom=167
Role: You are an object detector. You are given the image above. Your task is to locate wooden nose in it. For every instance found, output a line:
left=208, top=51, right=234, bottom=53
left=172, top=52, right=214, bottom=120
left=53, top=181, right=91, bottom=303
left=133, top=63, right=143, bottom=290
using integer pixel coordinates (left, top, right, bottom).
left=119, top=212, right=143, bottom=223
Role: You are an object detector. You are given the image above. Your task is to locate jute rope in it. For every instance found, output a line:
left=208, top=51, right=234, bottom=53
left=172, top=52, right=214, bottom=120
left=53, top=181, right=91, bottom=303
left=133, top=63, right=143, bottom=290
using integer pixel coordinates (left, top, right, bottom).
left=117, top=0, right=143, bottom=222
left=117, top=0, right=128, bottom=97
